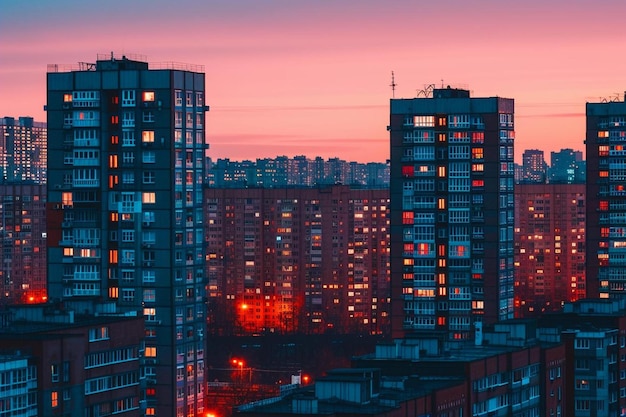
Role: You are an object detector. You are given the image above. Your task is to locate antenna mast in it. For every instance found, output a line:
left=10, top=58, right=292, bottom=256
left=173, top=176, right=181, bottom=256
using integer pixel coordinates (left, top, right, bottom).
left=390, top=71, right=397, bottom=98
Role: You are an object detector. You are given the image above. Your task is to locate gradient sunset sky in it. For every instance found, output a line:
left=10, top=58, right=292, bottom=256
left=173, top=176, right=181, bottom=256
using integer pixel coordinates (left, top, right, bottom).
left=2, top=0, right=625, bottom=163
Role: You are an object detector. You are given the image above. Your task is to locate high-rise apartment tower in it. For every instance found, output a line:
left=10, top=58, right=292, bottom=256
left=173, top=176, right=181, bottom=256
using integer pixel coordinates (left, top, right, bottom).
left=389, top=87, right=515, bottom=340
left=586, top=94, right=626, bottom=299
left=46, top=54, right=208, bottom=417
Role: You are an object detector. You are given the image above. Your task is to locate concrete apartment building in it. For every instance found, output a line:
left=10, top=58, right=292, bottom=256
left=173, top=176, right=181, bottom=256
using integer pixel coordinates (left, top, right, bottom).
left=205, top=185, right=390, bottom=336
left=389, top=86, right=515, bottom=340
left=46, top=54, right=208, bottom=417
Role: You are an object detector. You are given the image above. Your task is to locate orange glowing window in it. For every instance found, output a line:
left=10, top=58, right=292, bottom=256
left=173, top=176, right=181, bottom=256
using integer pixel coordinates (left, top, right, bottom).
left=109, top=155, right=118, bottom=168
left=438, top=244, right=446, bottom=257
left=417, top=243, right=430, bottom=255
left=601, top=228, right=610, bottom=238
left=402, top=211, right=414, bottom=224
left=472, top=179, right=484, bottom=187
left=109, top=250, right=118, bottom=263
left=472, top=148, right=484, bottom=159
left=63, top=94, right=72, bottom=102
left=111, top=135, right=119, bottom=145
left=599, top=201, right=609, bottom=211
left=143, top=91, right=155, bottom=102
left=438, top=166, right=446, bottom=177
left=438, top=273, right=446, bottom=284
left=402, top=273, right=413, bottom=280
left=472, top=164, right=484, bottom=172
left=110, top=212, right=119, bottom=222
left=598, top=131, right=609, bottom=138
left=142, top=131, right=155, bottom=143
left=472, top=132, right=484, bottom=143
left=109, top=287, right=118, bottom=299
left=111, top=96, right=119, bottom=105
left=438, top=316, right=446, bottom=325
left=599, top=171, right=609, bottom=177
left=404, top=243, right=414, bottom=253
left=438, top=287, right=447, bottom=296
left=62, top=192, right=73, bottom=207
left=438, top=198, right=446, bottom=210
left=111, top=115, right=119, bottom=124
left=438, top=133, right=446, bottom=142
left=437, top=117, right=447, bottom=127
left=599, top=145, right=609, bottom=156
left=108, top=175, right=118, bottom=188
left=403, top=258, right=414, bottom=266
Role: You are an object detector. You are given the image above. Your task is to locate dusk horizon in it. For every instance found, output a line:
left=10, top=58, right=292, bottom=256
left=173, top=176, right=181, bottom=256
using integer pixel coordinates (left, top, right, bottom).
left=3, top=0, right=623, bottom=163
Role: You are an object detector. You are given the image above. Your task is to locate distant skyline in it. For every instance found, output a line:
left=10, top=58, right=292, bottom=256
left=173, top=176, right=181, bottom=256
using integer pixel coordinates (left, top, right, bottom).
left=2, top=0, right=624, bottom=163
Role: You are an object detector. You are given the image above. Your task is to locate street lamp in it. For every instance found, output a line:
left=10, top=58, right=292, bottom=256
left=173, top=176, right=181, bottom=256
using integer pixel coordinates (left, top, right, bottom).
left=232, top=358, right=244, bottom=379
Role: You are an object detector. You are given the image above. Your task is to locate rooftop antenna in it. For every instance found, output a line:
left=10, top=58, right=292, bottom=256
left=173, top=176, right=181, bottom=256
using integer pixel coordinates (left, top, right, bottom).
left=390, top=71, right=397, bottom=98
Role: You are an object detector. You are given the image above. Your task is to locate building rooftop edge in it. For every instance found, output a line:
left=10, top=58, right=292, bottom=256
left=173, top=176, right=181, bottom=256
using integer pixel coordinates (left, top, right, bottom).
left=47, top=52, right=204, bottom=73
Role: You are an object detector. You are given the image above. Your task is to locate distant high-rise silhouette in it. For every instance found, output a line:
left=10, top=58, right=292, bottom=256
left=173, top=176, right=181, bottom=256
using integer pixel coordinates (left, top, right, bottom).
left=0, top=117, right=47, bottom=183
left=389, top=87, right=515, bottom=340
left=521, top=149, right=547, bottom=183
left=46, top=54, right=208, bottom=417
left=549, top=148, right=585, bottom=184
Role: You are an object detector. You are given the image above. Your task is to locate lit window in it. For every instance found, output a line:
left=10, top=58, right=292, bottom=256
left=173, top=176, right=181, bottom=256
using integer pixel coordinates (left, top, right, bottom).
left=472, top=148, right=484, bottom=159
left=51, top=391, right=58, bottom=408
left=62, top=192, right=73, bottom=207
left=143, top=192, right=156, bottom=204
left=109, top=287, right=118, bottom=298
left=472, top=132, right=484, bottom=143
left=63, top=94, right=72, bottom=102
left=143, top=91, right=155, bottom=102
left=142, top=131, right=155, bottom=143
left=599, top=145, right=609, bottom=156
left=145, top=346, right=157, bottom=357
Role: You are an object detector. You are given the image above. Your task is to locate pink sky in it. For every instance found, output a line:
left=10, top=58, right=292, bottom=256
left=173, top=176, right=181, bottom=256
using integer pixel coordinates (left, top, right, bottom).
left=2, top=0, right=625, bottom=163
